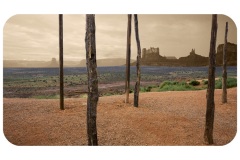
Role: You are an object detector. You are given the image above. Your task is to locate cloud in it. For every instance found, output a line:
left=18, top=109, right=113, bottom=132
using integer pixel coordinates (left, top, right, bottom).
left=3, top=14, right=237, bottom=61
left=4, top=15, right=59, bottom=60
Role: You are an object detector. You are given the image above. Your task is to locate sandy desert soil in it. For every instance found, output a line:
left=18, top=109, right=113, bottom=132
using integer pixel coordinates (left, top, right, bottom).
left=3, top=88, right=237, bottom=146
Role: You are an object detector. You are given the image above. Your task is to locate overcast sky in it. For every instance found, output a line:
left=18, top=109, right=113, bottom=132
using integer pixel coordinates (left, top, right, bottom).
left=3, top=14, right=237, bottom=61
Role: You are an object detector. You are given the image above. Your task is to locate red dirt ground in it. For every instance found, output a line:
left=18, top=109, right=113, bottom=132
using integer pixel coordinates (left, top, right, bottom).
left=3, top=88, right=237, bottom=146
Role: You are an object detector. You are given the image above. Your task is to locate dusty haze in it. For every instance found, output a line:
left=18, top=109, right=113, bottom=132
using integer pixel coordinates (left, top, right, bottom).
left=3, top=14, right=237, bottom=63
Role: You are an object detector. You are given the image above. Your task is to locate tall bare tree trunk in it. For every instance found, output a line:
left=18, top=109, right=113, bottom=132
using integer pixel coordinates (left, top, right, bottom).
left=134, top=14, right=141, bottom=107
left=59, top=14, right=64, bottom=110
left=204, top=14, right=218, bottom=145
left=222, top=22, right=228, bottom=103
left=85, top=14, right=98, bottom=146
left=125, top=14, right=132, bottom=103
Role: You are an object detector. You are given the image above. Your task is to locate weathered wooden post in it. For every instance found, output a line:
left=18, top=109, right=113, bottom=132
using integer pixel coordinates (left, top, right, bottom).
left=85, top=14, right=98, bottom=146
left=59, top=14, right=64, bottom=110
left=134, top=14, right=141, bottom=107
left=222, top=22, right=228, bottom=103
left=204, top=14, right=218, bottom=145
left=125, top=14, right=132, bottom=103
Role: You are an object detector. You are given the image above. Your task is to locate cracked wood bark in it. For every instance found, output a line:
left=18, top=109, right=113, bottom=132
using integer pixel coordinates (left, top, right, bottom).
left=59, top=14, right=64, bottom=110
left=204, top=14, right=218, bottom=145
left=134, top=14, right=141, bottom=107
left=125, top=14, right=132, bottom=103
left=222, top=22, right=228, bottom=103
left=85, top=14, right=98, bottom=146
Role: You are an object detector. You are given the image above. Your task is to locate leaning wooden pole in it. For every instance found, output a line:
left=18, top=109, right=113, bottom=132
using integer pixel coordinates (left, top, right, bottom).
left=204, top=14, right=218, bottom=145
left=222, top=22, right=228, bottom=103
left=59, top=14, right=64, bottom=110
left=125, top=14, right=132, bottom=103
left=85, top=14, right=98, bottom=146
left=134, top=14, right=141, bottom=107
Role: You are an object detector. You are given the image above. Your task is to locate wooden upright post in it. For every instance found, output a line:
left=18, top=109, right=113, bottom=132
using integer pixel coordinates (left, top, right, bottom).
left=85, top=14, right=98, bottom=146
left=134, top=14, right=141, bottom=107
left=59, top=14, right=64, bottom=110
left=125, top=14, right=132, bottom=103
left=222, top=22, right=228, bottom=103
left=204, top=14, right=218, bottom=145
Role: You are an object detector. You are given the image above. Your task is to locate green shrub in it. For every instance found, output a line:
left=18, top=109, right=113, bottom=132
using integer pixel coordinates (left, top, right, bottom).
left=215, top=79, right=222, bottom=89
left=203, top=80, right=208, bottom=85
left=214, top=77, right=237, bottom=89
left=140, top=85, right=158, bottom=92
left=159, top=81, right=178, bottom=88
left=140, top=87, right=147, bottom=92
left=146, top=86, right=152, bottom=92
left=227, top=77, right=237, bottom=88
left=158, top=81, right=195, bottom=91
left=129, top=89, right=134, bottom=93
left=189, top=80, right=200, bottom=86
left=140, top=86, right=151, bottom=92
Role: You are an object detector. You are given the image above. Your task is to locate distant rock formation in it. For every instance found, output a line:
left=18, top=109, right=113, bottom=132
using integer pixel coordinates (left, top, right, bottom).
left=3, top=43, right=237, bottom=68
left=3, top=58, right=134, bottom=68
left=140, top=47, right=208, bottom=66
left=138, top=43, right=237, bottom=67
left=3, top=58, right=59, bottom=68
left=216, top=42, right=237, bottom=66
left=141, top=47, right=167, bottom=65
left=178, top=49, right=208, bottom=66
left=48, top=58, right=58, bottom=67
left=165, top=56, right=177, bottom=60
left=3, top=60, right=47, bottom=68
